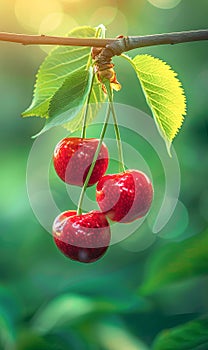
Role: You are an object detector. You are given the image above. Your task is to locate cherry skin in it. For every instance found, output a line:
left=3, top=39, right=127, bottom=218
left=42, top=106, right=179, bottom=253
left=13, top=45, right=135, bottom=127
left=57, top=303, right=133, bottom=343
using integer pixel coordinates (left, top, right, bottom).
left=53, top=210, right=111, bottom=263
left=96, top=170, right=153, bottom=223
left=53, top=137, right=109, bottom=187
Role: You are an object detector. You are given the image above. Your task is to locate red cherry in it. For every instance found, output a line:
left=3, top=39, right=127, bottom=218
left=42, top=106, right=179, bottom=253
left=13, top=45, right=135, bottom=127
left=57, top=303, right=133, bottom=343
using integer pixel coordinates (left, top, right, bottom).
left=53, top=210, right=111, bottom=263
left=53, top=138, right=109, bottom=187
left=96, top=170, right=153, bottom=223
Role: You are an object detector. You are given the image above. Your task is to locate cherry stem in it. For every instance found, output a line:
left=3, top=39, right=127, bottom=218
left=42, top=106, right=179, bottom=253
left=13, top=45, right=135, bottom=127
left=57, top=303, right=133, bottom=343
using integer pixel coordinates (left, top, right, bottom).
left=81, top=25, right=103, bottom=139
left=77, top=102, right=111, bottom=215
left=81, top=73, right=95, bottom=139
left=106, top=84, right=126, bottom=173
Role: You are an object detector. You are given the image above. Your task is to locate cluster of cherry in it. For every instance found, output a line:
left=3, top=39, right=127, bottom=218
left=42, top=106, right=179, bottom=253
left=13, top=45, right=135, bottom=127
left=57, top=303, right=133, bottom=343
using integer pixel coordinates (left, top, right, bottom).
left=52, top=137, right=153, bottom=263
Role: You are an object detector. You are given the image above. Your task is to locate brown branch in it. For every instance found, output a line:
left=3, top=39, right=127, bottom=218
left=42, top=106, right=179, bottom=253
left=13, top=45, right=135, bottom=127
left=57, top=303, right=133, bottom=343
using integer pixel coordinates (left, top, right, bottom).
left=125, top=29, right=208, bottom=51
left=0, top=29, right=208, bottom=51
left=0, top=32, right=113, bottom=47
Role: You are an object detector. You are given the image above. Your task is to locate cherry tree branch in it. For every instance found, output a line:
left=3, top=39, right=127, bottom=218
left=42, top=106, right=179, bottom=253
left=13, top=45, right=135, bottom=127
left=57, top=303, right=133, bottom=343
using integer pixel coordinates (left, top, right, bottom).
left=0, top=32, right=113, bottom=47
left=0, top=29, right=207, bottom=53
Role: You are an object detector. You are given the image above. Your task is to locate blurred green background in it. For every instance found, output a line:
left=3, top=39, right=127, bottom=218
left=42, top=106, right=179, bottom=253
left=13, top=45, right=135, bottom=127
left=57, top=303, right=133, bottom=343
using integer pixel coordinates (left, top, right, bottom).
left=0, top=0, right=208, bottom=349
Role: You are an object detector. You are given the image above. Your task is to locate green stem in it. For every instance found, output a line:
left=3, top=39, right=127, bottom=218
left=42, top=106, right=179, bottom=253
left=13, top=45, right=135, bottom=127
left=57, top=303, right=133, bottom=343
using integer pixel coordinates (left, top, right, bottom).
left=106, top=84, right=126, bottom=173
left=77, top=103, right=111, bottom=215
left=81, top=25, right=104, bottom=139
left=81, top=73, right=95, bottom=139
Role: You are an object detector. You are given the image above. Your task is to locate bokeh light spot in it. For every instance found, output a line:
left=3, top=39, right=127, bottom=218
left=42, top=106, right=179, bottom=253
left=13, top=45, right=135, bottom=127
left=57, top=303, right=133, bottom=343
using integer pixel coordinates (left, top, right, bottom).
left=39, top=13, right=63, bottom=34
left=61, top=0, right=81, bottom=2
left=120, top=223, right=156, bottom=253
left=15, top=0, right=62, bottom=32
left=89, top=6, right=118, bottom=26
left=107, top=10, right=128, bottom=36
left=38, top=13, right=78, bottom=53
left=159, top=200, right=189, bottom=241
left=147, top=0, right=182, bottom=9
left=89, top=7, right=128, bottom=36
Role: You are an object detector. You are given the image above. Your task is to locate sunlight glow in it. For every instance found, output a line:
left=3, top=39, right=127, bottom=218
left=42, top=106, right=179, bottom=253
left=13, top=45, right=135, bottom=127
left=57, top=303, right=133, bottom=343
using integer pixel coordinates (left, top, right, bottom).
left=39, top=13, right=78, bottom=35
left=89, top=7, right=128, bottom=36
left=147, top=0, right=182, bottom=9
left=89, top=6, right=118, bottom=26
left=15, top=0, right=62, bottom=32
left=39, top=13, right=78, bottom=53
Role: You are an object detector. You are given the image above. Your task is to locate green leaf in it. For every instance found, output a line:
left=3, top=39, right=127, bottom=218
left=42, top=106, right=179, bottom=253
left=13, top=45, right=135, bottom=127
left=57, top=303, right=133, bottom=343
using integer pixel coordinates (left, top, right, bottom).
left=152, top=315, right=208, bottom=350
left=123, top=54, right=186, bottom=155
left=32, top=294, right=94, bottom=334
left=17, top=330, right=68, bottom=350
left=0, top=287, right=20, bottom=350
left=139, top=228, right=208, bottom=295
left=49, top=67, right=92, bottom=119
left=97, top=321, right=149, bottom=350
left=22, top=26, right=100, bottom=118
left=32, top=293, right=148, bottom=335
left=62, top=74, right=106, bottom=133
left=35, top=66, right=93, bottom=136
left=0, top=309, right=15, bottom=350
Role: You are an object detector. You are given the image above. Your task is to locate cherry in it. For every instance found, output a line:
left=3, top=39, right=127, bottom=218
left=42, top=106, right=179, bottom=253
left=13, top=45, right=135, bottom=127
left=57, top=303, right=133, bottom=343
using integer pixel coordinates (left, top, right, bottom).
left=53, top=137, right=108, bottom=187
left=53, top=210, right=111, bottom=263
left=96, top=170, right=153, bottom=223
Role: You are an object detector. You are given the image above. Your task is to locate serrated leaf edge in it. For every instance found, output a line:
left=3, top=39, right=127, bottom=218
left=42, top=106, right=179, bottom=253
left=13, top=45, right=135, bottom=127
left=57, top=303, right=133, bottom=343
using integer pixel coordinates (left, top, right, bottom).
left=121, top=53, right=187, bottom=155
